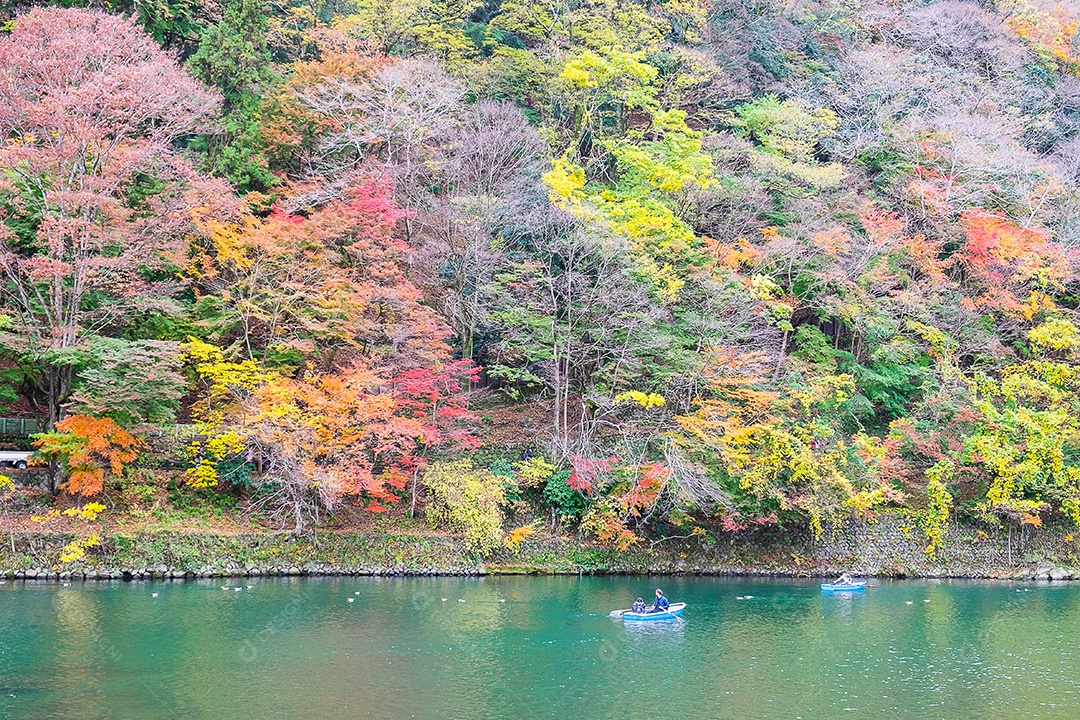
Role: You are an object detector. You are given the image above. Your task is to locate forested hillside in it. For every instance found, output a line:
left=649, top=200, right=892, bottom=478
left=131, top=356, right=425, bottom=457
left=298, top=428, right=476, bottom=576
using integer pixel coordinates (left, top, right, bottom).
left=2, top=0, right=1080, bottom=555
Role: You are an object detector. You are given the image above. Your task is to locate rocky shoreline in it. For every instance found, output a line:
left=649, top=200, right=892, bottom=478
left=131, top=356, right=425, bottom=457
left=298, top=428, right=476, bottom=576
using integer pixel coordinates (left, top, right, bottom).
left=2, top=565, right=490, bottom=580
left=4, top=563, right=1080, bottom=582
left=3, top=515, right=1080, bottom=582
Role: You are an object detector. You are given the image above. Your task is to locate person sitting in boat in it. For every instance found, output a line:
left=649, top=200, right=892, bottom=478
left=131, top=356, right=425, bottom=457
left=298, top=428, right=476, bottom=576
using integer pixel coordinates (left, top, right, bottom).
left=647, top=588, right=670, bottom=614
left=834, top=573, right=853, bottom=585
left=631, top=597, right=646, bottom=613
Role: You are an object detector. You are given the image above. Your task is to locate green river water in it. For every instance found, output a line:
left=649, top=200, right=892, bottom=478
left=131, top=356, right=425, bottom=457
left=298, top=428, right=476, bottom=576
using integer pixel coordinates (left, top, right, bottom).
left=2, top=576, right=1079, bottom=719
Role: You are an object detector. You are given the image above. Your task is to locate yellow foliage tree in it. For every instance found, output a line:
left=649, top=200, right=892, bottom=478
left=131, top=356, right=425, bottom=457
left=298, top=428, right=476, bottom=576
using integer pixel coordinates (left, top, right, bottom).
left=672, top=349, right=897, bottom=535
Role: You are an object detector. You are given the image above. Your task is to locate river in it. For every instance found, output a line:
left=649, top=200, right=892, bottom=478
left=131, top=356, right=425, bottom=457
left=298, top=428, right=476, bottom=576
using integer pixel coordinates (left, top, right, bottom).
left=2, top=576, right=1079, bottom=719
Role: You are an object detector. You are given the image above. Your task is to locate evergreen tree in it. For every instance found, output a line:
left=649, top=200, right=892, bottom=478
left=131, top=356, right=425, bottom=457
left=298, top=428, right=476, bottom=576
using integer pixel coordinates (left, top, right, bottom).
left=188, top=0, right=279, bottom=192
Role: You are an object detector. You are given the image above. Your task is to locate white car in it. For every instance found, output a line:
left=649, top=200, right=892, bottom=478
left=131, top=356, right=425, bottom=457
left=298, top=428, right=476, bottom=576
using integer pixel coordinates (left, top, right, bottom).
left=0, top=451, right=30, bottom=469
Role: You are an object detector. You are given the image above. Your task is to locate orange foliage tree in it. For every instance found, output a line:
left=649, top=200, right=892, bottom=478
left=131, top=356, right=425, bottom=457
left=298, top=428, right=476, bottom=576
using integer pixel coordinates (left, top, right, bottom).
left=190, top=182, right=447, bottom=372
left=959, top=211, right=1069, bottom=318
left=187, top=349, right=477, bottom=531
left=247, top=360, right=478, bottom=518
left=578, top=462, right=671, bottom=551
left=242, top=363, right=401, bottom=530
left=185, top=181, right=477, bottom=531
left=33, top=416, right=140, bottom=496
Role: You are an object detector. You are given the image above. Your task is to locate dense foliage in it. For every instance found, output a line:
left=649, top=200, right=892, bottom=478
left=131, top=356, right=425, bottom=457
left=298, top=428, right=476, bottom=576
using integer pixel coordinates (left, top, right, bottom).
left=3, top=0, right=1080, bottom=552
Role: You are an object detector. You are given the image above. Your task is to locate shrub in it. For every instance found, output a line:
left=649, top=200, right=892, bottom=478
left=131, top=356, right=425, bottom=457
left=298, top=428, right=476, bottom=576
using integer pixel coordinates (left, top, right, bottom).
left=514, top=455, right=556, bottom=489
left=424, top=460, right=508, bottom=553
left=543, top=470, right=587, bottom=521
left=503, top=524, right=535, bottom=550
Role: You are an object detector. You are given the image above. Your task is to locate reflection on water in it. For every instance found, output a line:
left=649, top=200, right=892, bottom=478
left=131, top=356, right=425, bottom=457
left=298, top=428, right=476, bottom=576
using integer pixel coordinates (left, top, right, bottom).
left=618, top=617, right=686, bottom=635
left=2, top=576, right=1080, bottom=719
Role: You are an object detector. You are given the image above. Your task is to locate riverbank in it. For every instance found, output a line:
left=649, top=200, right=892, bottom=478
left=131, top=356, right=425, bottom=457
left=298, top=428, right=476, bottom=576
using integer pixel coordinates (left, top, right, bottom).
left=3, top=514, right=1080, bottom=580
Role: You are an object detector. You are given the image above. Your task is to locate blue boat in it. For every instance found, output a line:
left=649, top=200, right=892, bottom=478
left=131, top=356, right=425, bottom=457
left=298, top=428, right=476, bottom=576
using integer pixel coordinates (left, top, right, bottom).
left=618, top=602, right=686, bottom=621
left=820, top=581, right=866, bottom=592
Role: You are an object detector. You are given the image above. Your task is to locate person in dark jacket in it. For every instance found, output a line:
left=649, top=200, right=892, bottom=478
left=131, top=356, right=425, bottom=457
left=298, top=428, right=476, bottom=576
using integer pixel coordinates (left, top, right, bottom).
left=631, top=597, right=646, bottom=613
left=647, top=588, right=670, bottom=613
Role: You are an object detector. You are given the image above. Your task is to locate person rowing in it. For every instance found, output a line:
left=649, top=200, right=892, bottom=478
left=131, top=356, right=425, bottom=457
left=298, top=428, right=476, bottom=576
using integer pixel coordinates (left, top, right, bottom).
left=647, top=588, right=670, bottom=614
left=834, top=573, right=853, bottom=586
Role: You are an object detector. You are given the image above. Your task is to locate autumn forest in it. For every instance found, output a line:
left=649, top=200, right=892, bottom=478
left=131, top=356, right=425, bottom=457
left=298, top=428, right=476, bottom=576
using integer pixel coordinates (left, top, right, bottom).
left=2, top=0, right=1080, bottom=559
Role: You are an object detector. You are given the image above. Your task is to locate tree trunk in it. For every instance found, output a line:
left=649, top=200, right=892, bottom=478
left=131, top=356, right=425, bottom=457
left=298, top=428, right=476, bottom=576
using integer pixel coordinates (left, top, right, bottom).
left=773, top=329, right=789, bottom=381
left=565, top=362, right=571, bottom=440
left=1007, top=524, right=1012, bottom=565
left=41, top=361, right=78, bottom=494
left=551, top=320, right=563, bottom=440
left=409, top=467, right=420, bottom=518
left=460, top=321, right=474, bottom=392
